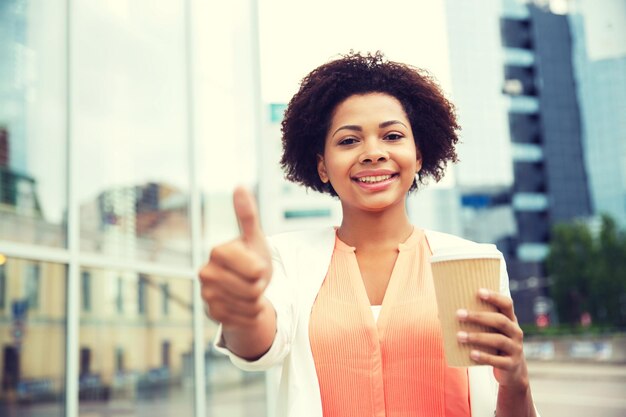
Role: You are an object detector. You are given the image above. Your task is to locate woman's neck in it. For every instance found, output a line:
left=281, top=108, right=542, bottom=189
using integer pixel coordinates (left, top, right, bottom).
left=337, top=201, right=413, bottom=252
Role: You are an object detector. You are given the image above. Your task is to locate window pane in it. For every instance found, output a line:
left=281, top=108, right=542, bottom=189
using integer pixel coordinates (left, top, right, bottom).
left=191, top=1, right=258, bottom=249
left=74, top=1, right=191, bottom=267
left=0, top=0, right=68, bottom=247
left=0, top=257, right=66, bottom=417
left=78, top=268, right=193, bottom=417
left=190, top=1, right=267, bottom=414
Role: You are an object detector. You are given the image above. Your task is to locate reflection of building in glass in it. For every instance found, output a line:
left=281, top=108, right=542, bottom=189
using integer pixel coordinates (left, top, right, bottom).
left=0, top=128, right=41, bottom=218
left=77, top=270, right=194, bottom=400
left=0, top=259, right=66, bottom=401
left=80, top=182, right=191, bottom=265
left=0, top=258, right=200, bottom=403
left=0, top=128, right=61, bottom=246
left=0, top=0, right=261, bottom=415
left=0, top=0, right=28, bottom=173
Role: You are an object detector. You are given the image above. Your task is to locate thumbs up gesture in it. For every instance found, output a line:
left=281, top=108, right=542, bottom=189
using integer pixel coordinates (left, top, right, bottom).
left=199, top=186, right=274, bottom=331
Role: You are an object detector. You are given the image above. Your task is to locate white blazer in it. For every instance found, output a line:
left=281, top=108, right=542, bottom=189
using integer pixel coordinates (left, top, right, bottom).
left=215, top=227, right=520, bottom=417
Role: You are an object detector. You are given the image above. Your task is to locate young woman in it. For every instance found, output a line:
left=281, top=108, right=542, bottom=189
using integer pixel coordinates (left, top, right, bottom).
left=199, top=52, right=539, bottom=417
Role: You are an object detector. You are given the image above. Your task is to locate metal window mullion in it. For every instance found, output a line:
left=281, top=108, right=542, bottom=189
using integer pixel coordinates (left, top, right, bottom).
left=183, top=1, right=206, bottom=417
left=64, top=0, right=79, bottom=416
left=77, top=253, right=195, bottom=279
left=0, top=241, right=71, bottom=264
left=247, top=0, right=274, bottom=414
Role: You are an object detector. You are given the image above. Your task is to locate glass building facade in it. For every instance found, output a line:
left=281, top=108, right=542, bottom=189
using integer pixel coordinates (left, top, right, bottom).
left=569, top=0, right=626, bottom=227
left=0, top=1, right=266, bottom=416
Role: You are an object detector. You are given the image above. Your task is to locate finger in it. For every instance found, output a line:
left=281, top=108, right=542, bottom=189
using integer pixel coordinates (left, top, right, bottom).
left=205, top=301, right=262, bottom=327
left=208, top=240, right=270, bottom=281
left=201, top=263, right=267, bottom=302
left=468, top=349, right=516, bottom=370
left=202, top=293, right=266, bottom=320
left=457, top=309, right=523, bottom=341
left=477, top=288, right=516, bottom=321
left=233, top=186, right=263, bottom=246
left=457, top=330, right=519, bottom=357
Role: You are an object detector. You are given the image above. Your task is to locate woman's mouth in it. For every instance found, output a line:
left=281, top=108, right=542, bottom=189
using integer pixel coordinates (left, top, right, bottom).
left=355, top=174, right=395, bottom=183
left=352, top=173, right=399, bottom=191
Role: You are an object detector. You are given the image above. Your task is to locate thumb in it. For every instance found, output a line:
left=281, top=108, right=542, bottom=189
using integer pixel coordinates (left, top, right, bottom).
left=233, top=186, right=265, bottom=248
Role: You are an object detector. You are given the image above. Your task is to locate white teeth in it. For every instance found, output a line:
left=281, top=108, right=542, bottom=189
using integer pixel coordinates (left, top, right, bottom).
left=357, top=175, right=393, bottom=183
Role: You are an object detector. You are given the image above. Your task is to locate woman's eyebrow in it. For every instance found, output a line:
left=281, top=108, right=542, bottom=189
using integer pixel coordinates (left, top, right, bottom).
left=332, top=125, right=362, bottom=138
left=332, top=120, right=408, bottom=138
left=379, top=120, right=408, bottom=129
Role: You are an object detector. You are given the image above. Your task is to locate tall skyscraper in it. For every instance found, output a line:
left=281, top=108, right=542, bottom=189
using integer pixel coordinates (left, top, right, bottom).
left=500, top=0, right=593, bottom=322
left=445, top=0, right=597, bottom=322
left=569, top=0, right=626, bottom=227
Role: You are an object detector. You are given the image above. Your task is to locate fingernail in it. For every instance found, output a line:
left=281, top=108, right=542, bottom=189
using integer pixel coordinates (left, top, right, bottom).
left=457, top=331, right=468, bottom=342
left=478, top=288, right=490, bottom=299
left=456, top=309, right=468, bottom=320
left=470, top=350, right=480, bottom=360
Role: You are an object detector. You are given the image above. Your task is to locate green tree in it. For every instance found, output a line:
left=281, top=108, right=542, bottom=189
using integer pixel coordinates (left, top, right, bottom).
left=546, top=221, right=595, bottom=325
left=591, top=215, right=626, bottom=326
left=546, top=215, right=626, bottom=328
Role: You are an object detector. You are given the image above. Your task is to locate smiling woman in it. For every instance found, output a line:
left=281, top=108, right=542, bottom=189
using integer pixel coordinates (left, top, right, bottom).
left=316, top=93, right=420, bottom=213
left=199, top=51, right=540, bottom=417
left=280, top=52, right=459, bottom=197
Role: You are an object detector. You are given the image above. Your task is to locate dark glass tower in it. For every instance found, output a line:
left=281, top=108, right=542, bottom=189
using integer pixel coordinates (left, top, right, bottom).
left=500, top=3, right=592, bottom=323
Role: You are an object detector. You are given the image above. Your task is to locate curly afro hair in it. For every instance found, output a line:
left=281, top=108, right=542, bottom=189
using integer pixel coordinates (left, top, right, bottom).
left=280, top=51, right=460, bottom=196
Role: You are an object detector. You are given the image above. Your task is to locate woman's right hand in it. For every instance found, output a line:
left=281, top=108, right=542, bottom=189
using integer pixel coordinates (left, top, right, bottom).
left=198, top=186, right=273, bottom=330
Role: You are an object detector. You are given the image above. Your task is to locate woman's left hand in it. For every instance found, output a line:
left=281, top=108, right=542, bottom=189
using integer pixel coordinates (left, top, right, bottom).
left=456, top=288, right=530, bottom=390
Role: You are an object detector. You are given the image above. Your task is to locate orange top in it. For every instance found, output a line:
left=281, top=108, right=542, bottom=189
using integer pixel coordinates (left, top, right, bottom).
left=309, top=228, right=471, bottom=417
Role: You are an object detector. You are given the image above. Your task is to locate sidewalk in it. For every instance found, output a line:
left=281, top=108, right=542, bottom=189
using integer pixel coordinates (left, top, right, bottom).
left=527, top=361, right=626, bottom=381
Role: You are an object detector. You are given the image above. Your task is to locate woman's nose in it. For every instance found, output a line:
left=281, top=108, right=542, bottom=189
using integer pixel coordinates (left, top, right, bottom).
left=359, top=140, right=388, bottom=164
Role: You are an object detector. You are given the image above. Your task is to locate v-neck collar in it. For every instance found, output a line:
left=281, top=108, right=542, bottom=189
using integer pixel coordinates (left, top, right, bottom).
left=334, top=227, right=424, bottom=337
left=334, top=226, right=421, bottom=253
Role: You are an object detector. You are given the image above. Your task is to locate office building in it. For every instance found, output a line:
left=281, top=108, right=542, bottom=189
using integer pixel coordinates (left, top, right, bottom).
left=0, top=1, right=266, bottom=417
left=569, top=0, right=626, bottom=227
left=500, top=0, right=593, bottom=322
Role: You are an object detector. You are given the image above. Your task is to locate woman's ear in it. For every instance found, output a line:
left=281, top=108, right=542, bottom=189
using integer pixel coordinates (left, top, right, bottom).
left=317, top=154, right=329, bottom=183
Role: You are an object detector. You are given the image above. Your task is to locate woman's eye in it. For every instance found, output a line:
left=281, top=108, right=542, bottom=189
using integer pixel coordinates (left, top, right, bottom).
left=338, top=137, right=358, bottom=145
left=385, top=133, right=404, bottom=141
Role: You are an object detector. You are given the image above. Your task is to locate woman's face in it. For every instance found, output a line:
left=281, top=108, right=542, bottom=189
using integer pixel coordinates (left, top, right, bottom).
left=317, top=93, right=421, bottom=213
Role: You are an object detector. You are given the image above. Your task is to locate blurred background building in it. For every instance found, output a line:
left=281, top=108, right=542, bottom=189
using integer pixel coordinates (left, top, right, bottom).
left=0, top=0, right=624, bottom=416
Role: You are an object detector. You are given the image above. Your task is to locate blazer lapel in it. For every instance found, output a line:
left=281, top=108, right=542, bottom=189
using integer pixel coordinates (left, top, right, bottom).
left=294, top=227, right=337, bottom=309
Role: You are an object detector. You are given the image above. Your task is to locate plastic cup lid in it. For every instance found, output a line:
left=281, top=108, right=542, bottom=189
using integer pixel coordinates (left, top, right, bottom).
left=429, top=243, right=501, bottom=263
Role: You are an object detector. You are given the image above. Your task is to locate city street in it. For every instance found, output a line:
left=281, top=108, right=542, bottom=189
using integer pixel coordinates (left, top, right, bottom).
left=209, top=361, right=626, bottom=417
left=4, top=362, right=625, bottom=417
left=528, top=362, right=626, bottom=417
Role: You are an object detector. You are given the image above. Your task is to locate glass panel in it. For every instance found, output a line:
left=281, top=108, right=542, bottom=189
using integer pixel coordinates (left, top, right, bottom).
left=191, top=0, right=258, bottom=248
left=191, top=2, right=267, bottom=414
left=78, top=268, right=193, bottom=417
left=0, top=257, right=66, bottom=417
left=74, top=1, right=191, bottom=267
left=0, top=0, right=68, bottom=247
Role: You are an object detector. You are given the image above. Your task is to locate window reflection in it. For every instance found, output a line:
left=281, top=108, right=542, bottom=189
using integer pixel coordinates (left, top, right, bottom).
left=0, top=0, right=68, bottom=248
left=73, top=0, right=191, bottom=267
left=78, top=268, right=193, bottom=417
left=0, top=257, right=66, bottom=417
